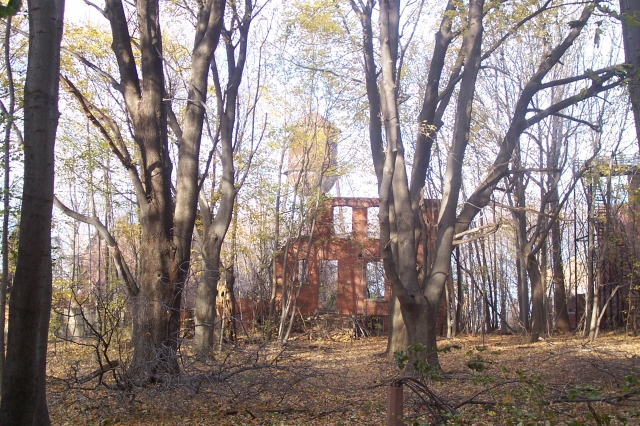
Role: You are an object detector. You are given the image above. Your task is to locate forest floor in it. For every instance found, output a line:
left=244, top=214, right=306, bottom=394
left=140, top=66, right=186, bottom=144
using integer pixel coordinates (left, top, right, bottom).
left=46, top=331, right=640, bottom=425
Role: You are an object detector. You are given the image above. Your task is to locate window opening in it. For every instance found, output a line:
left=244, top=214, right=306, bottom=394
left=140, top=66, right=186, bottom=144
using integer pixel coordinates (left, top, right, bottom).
left=367, top=207, right=380, bottom=238
left=318, top=260, right=338, bottom=310
left=333, top=206, right=352, bottom=236
left=366, top=261, right=385, bottom=298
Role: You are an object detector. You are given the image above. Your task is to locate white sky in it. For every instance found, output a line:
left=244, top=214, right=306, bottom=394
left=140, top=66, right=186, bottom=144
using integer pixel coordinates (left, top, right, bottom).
left=65, top=0, right=99, bottom=24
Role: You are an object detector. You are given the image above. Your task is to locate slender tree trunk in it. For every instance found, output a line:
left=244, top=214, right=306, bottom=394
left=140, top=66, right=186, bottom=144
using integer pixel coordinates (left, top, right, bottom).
left=513, top=148, right=530, bottom=331
left=269, top=147, right=286, bottom=322
left=552, top=217, right=571, bottom=332
left=194, top=1, right=251, bottom=351
left=585, top=182, right=595, bottom=337
left=0, top=1, right=64, bottom=423
left=0, top=16, right=16, bottom=392
left=455, top=246, right=463, bottom=333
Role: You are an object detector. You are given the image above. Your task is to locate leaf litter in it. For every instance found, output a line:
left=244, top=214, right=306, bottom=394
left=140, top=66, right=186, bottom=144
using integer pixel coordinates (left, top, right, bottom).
left=47, top=332, right=640, bottom=425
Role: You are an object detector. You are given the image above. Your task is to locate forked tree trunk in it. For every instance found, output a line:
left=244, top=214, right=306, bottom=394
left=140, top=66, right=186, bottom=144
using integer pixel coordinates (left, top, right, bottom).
left=193, top=1, right=251, bottom=351
left=353, top=0, right=617, bottom=370
left=97, top=0, right=227, bottom=370
left=0, top=0, right=64, bottom=423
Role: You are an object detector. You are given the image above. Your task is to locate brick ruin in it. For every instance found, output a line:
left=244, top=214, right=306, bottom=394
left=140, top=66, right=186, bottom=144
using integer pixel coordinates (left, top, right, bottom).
left=277, top=197, right=388, bottom=319
left=268, top=196, right=448, bottom=335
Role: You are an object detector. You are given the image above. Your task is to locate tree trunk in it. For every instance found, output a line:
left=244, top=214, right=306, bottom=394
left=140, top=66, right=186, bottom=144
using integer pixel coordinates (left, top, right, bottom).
left=455, top=246, right=463, bottom=334
left=619, top=0, right=640, bottom=149
left=548, top=113, right=571, bottom=332
left=551, top=216, right=571, bottom=332
left=195, top=235, right=223, bottom=350
left=401, top=301, right=439, bottom=369
left=512, top=146, right=530, bottom=331
left=386, top=292, right=409, bottom=360
left=193, top=1, right=251, bottom=351
left=528, top=253, right=545, bottom=342
left=0, top=0, right=64, bottom=423
left=585, top=182, right=595, bottom=337
left=216, top=265, right=236, bottom=346
left=98, top=0, right=227, bottom=369
left=0, top=16, right=16, bottom=392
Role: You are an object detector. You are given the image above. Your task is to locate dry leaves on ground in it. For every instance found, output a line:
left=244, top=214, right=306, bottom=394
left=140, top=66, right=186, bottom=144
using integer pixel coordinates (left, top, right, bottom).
left=47, top=332, right=640, bottom=425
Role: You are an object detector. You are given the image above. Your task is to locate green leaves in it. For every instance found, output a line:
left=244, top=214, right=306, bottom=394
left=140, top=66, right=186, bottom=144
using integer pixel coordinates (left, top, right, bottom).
left=394, top=350, right=409, bottom=370
left=0, top=0, right=21, bottom=18
left=394, top=343, right=441, bottom=381
left=466, top=355, right=485, bottom=372
left=624, top=372, right=640, bottom=391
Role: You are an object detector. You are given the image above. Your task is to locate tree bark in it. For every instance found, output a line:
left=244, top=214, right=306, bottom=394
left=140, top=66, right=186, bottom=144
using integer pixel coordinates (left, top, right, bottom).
left=0, top=15, right=16, bottom=393
left=551, top=218, right=571, bottom=332
left=528, top=252, right=545, bottom=342
left=0, top=0, right=64, bottom=423
left=549, top=125, right=571, bottom=331
left=619, top=0, right=640, bottom=149
left=85, top=0, right=227, bottom=373
left=385, top=292, right=409, bottom=357
left=194, top=1, right=252, bottom=350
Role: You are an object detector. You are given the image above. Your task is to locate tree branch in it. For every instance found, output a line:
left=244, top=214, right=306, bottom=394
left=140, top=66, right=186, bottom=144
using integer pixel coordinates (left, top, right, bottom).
left=53, top=196, right=139, bottom=296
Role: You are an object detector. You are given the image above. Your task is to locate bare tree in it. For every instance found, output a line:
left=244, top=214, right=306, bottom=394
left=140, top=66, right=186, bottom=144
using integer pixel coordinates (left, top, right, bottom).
left=57, top=0, right=227, bottom=377
left=192, top=0, right=257, bottom=350
left=352, top=0, right=624, bottom=367
left=0, top=0, right=65, bottom=423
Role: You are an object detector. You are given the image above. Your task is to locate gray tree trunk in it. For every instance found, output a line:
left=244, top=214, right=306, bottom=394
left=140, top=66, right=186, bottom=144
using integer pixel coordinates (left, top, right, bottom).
left=619, top=0, right=640, bottom=147
left=528, top=253, right=545, bottom=342
left=385, top=292, right=408, bottom=357
left=512, top=146, right=530, bottom=331
left=0, top=0, right=64, bottom=423
left=99, top=0, right=226, bottom=374
left=351, top=0, right=617, bottom=368
left=547, top=113, right=571, bottom=332
left=194, top=3, right=252, bottom=350
left=551, top=218, right=571, bottom=332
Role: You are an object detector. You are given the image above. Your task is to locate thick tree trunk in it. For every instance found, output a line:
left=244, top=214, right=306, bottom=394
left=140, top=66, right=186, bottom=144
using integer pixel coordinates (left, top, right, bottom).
left=195, top=237, right=223, bottom=350
left=401, top=301, right=439, bottom=369
left=528, top=253, right=545, bottom=342
left=386, top=292, right=409, bottom=360
left=130, top=233, right=182, bottom=376
left=0, top=0, right=64, bottom=423
left=619, top=0, right=640, bottom=148
left=99, top=0, right=227, bottom=371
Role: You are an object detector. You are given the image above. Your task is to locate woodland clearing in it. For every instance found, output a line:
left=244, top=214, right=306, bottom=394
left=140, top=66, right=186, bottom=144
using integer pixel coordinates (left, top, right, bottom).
left=46, top=332, right=640, bottom=425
